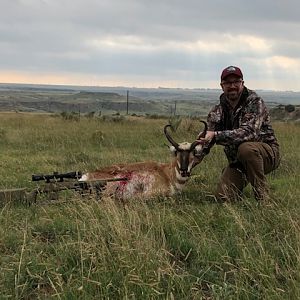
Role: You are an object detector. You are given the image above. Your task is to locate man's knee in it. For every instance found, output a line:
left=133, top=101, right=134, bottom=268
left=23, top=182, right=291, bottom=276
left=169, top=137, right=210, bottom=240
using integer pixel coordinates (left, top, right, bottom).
left=237, top=142, right=259, bottom=162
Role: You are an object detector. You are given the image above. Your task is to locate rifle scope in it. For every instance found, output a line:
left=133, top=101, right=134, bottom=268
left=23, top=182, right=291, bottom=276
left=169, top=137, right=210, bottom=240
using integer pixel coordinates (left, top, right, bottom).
left=32, top=171, right=82, bottom=182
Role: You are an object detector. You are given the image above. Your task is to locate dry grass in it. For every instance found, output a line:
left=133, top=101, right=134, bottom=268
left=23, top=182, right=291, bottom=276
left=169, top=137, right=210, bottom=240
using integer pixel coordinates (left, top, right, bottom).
left=0, top=112, right=299, bottom=299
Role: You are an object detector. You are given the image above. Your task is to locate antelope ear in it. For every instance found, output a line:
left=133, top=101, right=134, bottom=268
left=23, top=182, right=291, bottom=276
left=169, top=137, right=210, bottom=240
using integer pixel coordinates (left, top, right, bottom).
left=169, top=145, right=177, bottom=153
left=194, top=144, right=203, bottom=153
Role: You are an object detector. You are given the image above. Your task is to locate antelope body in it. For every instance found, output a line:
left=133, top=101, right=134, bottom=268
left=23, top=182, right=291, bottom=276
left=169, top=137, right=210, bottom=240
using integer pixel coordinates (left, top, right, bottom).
left=79, top=122, right=208, bottom=200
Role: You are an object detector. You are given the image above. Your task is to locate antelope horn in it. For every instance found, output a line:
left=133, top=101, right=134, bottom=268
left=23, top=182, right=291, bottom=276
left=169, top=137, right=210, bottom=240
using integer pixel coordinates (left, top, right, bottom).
left=164, top=124, right=179, bottom=150
left=190, top=120, right=209, bottom=150
left=197, top=120, right=208, bottom=139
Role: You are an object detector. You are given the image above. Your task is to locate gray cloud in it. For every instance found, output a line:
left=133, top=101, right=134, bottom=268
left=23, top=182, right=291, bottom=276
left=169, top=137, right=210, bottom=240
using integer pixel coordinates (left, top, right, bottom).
left=0, top=0, right=299, bottom=90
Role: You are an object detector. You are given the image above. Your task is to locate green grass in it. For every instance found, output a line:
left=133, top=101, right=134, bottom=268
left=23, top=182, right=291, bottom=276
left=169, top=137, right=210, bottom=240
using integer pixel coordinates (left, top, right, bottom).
left=0, top=112, right=299, bottom=299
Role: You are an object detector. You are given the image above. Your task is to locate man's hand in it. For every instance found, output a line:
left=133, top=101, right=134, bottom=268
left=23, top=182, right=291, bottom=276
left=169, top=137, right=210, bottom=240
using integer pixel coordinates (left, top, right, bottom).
left=199, top=131, right=215, bottom=143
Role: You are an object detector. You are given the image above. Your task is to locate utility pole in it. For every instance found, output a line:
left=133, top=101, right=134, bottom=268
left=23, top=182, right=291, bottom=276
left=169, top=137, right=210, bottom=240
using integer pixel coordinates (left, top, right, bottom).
left=126, top=90, right=129, bottom=115
left=174, top=100, right=177, bottom=116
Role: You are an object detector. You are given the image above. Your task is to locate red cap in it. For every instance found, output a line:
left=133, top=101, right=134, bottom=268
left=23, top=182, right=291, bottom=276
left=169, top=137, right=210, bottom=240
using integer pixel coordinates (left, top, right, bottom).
left=221, top=66, right=243, bottom=81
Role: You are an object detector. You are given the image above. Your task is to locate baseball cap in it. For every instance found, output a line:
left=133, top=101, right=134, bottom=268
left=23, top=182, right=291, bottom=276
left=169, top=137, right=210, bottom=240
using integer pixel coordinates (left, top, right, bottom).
left=221, top=66, right=243, bottom=81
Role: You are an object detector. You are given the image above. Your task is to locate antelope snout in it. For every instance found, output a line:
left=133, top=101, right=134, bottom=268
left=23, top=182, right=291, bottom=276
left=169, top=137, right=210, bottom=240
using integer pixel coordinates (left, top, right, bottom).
left=180, top=169, right=190, bottom=177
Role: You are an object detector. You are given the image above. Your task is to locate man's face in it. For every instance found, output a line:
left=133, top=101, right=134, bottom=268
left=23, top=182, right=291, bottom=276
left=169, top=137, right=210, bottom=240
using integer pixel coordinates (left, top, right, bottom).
left=220, top=74, right=244, bottom=102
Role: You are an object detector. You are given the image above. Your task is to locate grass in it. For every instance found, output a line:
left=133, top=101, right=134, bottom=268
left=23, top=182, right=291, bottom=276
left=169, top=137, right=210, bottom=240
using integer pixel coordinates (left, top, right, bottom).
left=0, top=112, right=299, bottom=299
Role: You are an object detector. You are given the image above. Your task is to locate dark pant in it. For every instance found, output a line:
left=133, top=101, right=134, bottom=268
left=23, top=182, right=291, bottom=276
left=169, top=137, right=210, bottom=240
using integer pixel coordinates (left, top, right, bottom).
left=216, top=142, right=280, bottom=201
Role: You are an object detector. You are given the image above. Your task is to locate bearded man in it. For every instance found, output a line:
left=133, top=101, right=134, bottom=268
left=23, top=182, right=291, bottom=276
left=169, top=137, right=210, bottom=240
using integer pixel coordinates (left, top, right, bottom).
left=201, top=66, right=280, bottom=201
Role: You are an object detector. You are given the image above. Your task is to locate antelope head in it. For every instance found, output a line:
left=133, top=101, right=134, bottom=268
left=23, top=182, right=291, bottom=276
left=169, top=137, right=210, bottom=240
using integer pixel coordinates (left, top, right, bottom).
left=164, top=121, right=208, bottom=178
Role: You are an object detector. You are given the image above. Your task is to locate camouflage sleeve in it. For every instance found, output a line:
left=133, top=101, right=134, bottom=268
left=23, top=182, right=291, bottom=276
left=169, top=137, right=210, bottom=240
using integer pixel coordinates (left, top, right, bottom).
left=207, top=104, right=221, bottom=131
left=215, top=96, right=267, bottom=146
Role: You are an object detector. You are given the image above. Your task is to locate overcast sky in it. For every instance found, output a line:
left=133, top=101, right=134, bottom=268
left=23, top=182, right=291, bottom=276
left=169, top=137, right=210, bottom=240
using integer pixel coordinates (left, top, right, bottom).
left=0, top=0, right=299, bottom=91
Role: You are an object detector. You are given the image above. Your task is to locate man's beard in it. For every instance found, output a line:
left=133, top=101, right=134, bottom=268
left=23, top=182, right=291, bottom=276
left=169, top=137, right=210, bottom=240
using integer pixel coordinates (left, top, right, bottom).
left=226, top=88, right=241, bottom=101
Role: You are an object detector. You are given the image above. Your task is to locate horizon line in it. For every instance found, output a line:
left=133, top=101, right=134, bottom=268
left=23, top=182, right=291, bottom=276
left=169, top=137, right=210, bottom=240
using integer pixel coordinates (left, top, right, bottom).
left=0, top=81, right=299, bottom=93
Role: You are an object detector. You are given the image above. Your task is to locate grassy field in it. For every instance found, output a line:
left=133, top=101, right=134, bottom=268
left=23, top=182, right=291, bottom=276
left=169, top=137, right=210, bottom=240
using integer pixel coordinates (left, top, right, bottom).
left=0, top=112, right=299, bottom=299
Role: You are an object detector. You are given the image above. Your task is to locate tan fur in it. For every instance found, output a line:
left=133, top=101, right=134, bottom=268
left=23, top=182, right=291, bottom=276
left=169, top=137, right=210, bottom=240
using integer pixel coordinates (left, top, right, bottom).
left=83, top=161, right=177, bottom=199
left=80, top=146, right=204, bottom=200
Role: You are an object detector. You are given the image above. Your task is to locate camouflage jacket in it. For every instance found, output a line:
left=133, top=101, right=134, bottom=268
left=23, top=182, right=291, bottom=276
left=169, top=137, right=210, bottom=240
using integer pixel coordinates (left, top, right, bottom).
left=207, top=87, right=279, bottom=164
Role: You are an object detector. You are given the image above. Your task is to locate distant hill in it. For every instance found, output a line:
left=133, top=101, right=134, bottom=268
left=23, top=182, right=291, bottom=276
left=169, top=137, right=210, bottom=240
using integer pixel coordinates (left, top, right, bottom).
left=0, top=83, right=299, bottom=116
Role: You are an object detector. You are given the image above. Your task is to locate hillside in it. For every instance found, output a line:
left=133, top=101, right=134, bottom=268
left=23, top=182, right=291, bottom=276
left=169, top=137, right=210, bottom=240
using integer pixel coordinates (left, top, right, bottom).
left=0, top=85, right=214, bottom=116
left=0, top=83, right=299, bottom=117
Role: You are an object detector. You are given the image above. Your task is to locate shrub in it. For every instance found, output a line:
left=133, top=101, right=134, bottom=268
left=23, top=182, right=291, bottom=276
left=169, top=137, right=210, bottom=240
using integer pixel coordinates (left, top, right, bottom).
left=86, top=111, right=95, bottom=119
left=100, top=115, right=125, bottom=123
left=285, top=104, right=295, bottom=113
left=60, top=112, right=80, bottom=121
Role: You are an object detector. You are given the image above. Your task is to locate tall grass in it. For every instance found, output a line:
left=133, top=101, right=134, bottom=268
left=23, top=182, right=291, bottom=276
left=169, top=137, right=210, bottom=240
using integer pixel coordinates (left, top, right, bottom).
left=0, top=112, right=299, bottom=299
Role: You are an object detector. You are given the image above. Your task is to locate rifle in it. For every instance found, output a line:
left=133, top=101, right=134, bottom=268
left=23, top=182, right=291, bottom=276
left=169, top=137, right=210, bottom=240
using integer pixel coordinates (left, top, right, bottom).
left=29, top=171, right=128, bottom=203
left=0, top=171, right=128, bottom=205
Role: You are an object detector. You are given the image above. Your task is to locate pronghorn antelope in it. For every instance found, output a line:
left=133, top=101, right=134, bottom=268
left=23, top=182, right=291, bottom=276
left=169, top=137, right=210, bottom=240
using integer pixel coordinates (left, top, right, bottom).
left=79, top=121, right=208, bottom=200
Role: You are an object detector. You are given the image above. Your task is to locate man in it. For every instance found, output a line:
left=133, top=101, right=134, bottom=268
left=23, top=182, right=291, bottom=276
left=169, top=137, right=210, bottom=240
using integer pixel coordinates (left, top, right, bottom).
left=200, top=66, right=280, bottom=201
